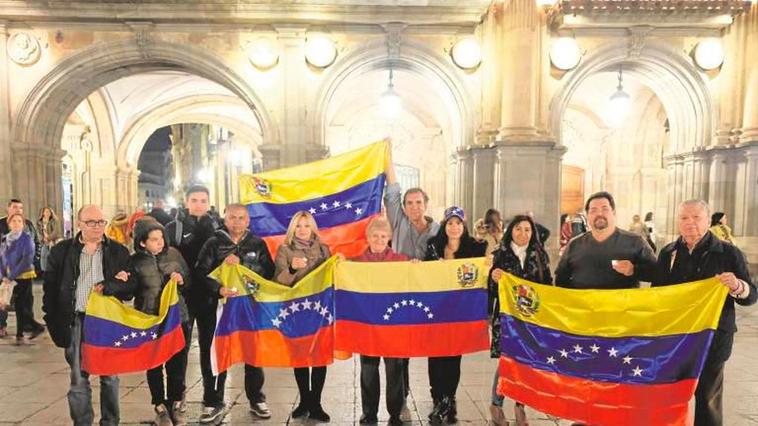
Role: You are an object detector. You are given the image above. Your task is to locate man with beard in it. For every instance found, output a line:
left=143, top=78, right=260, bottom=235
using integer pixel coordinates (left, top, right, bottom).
left=555, top=191, right=656, bottom=289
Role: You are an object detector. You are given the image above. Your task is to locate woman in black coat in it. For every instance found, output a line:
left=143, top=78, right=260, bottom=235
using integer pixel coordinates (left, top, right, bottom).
left=424, top=206, right=487, bottom=424
left=487, top=214, right=552, bottom=426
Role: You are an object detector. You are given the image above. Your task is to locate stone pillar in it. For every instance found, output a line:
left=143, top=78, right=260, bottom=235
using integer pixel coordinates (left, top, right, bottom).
left=738, top=7, right=758, bottom=144
left=690, top=151, right=710, bottom=201
left=11, top=144, right=65, bottom=219
left=115, top=166, right=140, bottom=214
left=478, top=3, right=503, bottom=138
left=664, top=155, right=683, bottom=237
left=707, top=149, right=736, bottom=215
left=0, top=22, right=11, bottom=202
left=258, top=143, right=282, bottom=171
left=470, top=147, right=495, bottom=223
left=453, top=149, right=473, bottom=216
left=276, top=25, right=309, bottom=167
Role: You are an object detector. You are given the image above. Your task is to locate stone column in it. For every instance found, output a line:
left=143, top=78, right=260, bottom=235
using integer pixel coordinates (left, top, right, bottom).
left=453, top=149, right=473, bottom=215
left=707, top=149, right=735, bottom=214
left=0, top=22, right=12, bottom=202
left=115, top=166, right=140, bottom=214
left=739, top=143, right=758, bottom=236
left=276, top=25, right=309, bottom=167
left=11, top=144, right=66, bottom=219
left=470, top=147, right=495, bottom=223
left=258, top=143, right=282, bottom=171
left=478, top=3, right=503, bottom=138
left=738, top=7, right=758, bottom=144
left=664, top=155, right=683, bottom=236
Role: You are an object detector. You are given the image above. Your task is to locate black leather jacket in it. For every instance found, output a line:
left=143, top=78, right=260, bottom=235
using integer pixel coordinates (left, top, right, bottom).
left=196, top=229, right=274, bottom=298
left=42, top=234, right=135, bottom=348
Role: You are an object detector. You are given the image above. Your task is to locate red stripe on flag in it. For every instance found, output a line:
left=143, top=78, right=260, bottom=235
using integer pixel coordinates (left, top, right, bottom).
left=262, top=215, right=377, bottom=259
left=334, top=320, right=489, bottom=358
left=497, top=356, right=695, bottom=425
left=214, top=326, right=334, bottom=372
left=81, top=325, right=185, bottom=376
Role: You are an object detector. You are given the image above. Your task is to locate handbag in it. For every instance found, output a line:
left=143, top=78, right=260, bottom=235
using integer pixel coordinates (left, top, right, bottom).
left=0, top=279, right=17, bottom=309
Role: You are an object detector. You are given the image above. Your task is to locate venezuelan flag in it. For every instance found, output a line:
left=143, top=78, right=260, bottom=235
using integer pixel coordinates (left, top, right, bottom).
left=497, top=273, right=728, bottom=425
left=240, top=141, right=387, bottom=258
left=82, top=281, right=185, bottom=376
left=210, top=259, right=336, bottom=374
left=334, top=258, right=490, bottom=357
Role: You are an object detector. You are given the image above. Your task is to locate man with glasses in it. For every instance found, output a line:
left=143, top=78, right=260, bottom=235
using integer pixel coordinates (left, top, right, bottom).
left=42, top=204, right=135, bottom=425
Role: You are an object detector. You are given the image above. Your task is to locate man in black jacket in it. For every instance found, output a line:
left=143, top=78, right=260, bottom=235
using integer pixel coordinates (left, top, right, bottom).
left=147, top=199, right=174, bottom=226
left=195, top=203, right=275, bottom=423
left=653, top=199, right=756, bottom=426
left=42, top=204, right=136, bottom=426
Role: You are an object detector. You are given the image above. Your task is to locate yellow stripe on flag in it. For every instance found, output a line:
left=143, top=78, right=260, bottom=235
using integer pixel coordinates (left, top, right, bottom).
left=209, top=257, right=337, bottom=303
left=499, top=273, right=727, bottom=337
left=239, top=141, right=387, bottom=205
left=85, top=280, right=179, bottom=329
left=335, top=258, right=488, bottom=293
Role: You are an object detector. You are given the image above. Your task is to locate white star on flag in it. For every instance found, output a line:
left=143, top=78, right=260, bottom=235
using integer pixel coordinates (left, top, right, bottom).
left=332, top=200, right=341, bottom=207
left=416, top=302, right=424, bottom=308
left=151, top=333, right=158, bottom=339
left=279, top=308, right=290, bottom=319
left=122, top=335, right=129, bottom=341
left=401, top=300, right=408, bottom=306
left=140, top=331, right=147, bottom=337
left=387, top=307, right=393, bottom=314
left=559, top=349, right=569, bottom=358
left=546, top=356, right=555, bottom=365
left=326, top=314, right=333, bottom=324
left=308, top=207, right=317, bottom=214
left=623, top=356, right=633, bottom=364
left=590, top=344, right=600, bottom=353
left=355, top=208, right=363, bottom=215
left=607, top=347, right=619, bottom=357
left=427, top=313, right=434, bottom=319
left=114, top=341, right=122, bottom=347
left=320, top=307, right=328, bottom=316
left=272, top=318, right=282, bottom=328
left=383, top=314, right=390, bottom=321
left=345, top=202, right=353, bottom=209
left=289, top=301, right=300, bottom=313
left=131, top=332, right=137, bottom=338
left=573, top=344, right=583, bottom=354
left=409, top=299, right=416, bottom=305
left=314, top=301, right=322, bottom=310
left=301, top=299, right=312, bottom=310
left=320, top=203, right=328, bottom=210
left=632, top=366, right=643, bottom=377
left=394, top=303, right=400, bottom=309
left=423, top=306, right=430, bottom=312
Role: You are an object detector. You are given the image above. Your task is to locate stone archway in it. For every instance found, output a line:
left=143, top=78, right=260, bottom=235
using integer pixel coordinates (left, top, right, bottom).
left=12, top=38, right=277, bottom=216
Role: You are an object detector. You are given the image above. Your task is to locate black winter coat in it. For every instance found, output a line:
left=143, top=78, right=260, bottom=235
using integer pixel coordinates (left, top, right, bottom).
left=487, top=242, right=552, bottom=357
left=166, top=209, right=219, bottom=308
left=42, top=234, right=136, bottom=348
left=196, top=229, right=275, bottom=298
left=423, top=235, right=487, bottom=262
left=131, top=220, right=192, bottom=321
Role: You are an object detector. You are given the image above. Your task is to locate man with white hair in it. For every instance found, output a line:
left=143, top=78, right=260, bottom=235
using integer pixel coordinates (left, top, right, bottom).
left=653, top=199, right=756, bottom=426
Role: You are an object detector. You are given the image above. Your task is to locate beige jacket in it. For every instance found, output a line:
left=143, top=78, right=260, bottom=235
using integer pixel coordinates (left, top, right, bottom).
left=274, top=238, right=331, bottom=286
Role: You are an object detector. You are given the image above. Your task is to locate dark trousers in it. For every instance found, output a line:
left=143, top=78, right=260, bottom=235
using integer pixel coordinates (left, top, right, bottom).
left=147, top=321, right=192, bottom=406
left=694, top=360, right=725, bottom=426
left=401, top=358, right=410, bottom=398
left=12, top=279, right=33, bottom=338
left=294, top=367, right=327, bottom=407
left=428, top=356, right=462, bottom=401
left=360, top=356, right=405, bottom=417
left=191, top=302, right=266, bottom=408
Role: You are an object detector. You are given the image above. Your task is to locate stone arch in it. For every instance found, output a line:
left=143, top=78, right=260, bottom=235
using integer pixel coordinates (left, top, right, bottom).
left=117, top=94, right=264, bottom=169
left=311, top=37, right=476, bottom=151
left=14, top=39, right=276, bottom=150
left=549, top=39, right=714, bottom=155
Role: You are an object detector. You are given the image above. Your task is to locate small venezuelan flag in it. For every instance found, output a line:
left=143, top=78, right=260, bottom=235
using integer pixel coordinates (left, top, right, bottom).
left=210, top=259, right=336, bottom=374
left=497, top=273, right=728, bottom=425
left=334, top=258, right=490, bottom=357
left=239, top=141, right=387, bottom=258
left=82, top=280, right=185, bottom=376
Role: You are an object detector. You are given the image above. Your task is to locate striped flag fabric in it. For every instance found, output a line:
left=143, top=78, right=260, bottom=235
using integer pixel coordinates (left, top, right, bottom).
left=497, top=273, right=728, bottom=425
left=210, top=259, right=336, bottom=374
left=240, top=141, right=387, bottom=258
left=334, top=258, right=490, bottom=357
left=82, top=280, right=185, bottom=376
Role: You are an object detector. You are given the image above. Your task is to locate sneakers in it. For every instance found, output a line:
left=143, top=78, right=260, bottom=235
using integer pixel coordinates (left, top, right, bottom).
left=489, top=404, right=507, bottom=426
left=291, top=402, right=309, bottom=419
left=154, top=403, right=174, bottom=426
left=308, top=405, right=331, bottom=422
left=250, top=401, right=271, bottom=419
left=359, top=413, right=378, bottom=424
left=399, top=402, right=412, bottom=422
left=388, top=415, right=404, bottom=425
left=198, top=405, right=227, bottom=424
left=29, top=324, right=45, bottom=340
left=171, top=401, right=186, bottom=426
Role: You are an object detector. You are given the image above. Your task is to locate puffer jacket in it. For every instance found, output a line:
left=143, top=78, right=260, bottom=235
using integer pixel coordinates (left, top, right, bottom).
left=274, top=237, right=331, bottom=286
left=196, top=228, right=275, bottom=297
left=131, top=219, right=191, bottom=321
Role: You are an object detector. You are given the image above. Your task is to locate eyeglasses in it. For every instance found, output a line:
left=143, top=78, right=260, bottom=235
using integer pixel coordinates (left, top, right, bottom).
left=80, top=219, right=108, bottom=228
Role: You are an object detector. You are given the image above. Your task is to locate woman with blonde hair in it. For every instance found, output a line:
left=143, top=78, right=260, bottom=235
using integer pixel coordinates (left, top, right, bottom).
left=274, top=210, right=332, bottom=422
left=106, top=211, right=130, bottom=246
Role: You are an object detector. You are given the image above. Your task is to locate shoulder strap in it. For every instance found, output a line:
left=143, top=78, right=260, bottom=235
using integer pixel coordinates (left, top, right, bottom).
left=174, top=220, right=183, bottom=246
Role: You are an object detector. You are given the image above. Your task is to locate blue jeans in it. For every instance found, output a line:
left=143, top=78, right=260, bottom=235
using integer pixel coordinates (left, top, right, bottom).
left=65, top=315, right=120, bottom=426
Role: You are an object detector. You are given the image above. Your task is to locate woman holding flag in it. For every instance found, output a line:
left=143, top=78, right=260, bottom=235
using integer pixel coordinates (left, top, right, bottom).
left=487, top=214, right=552, bottom=426
left=424, top=206, right=487, bottom=424
left=274, top=211, right=333, bottom=422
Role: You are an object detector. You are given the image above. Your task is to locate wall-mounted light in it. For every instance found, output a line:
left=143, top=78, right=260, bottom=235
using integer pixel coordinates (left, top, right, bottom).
left=450, top=37, right=482, bottom=70
left=693, top=38, right=724, bottom=70
left=550, top=37, right=582, bottom=70
left=305, top=35, right=337, bottom=68
left=246, top=37, right=279, bottom=70
left=380, top=68, right=402, bottom=119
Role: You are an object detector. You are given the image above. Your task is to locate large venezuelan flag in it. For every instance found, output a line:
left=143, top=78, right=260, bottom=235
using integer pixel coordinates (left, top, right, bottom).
left=82, top=281, right=185, bottom=376
left=497, top=273, right=728, bottom=425
left=334, top=258, right=490, bottom=357
left=210, top=259, right=336, bottom=374
left=240, top=141, right=387, bottom=258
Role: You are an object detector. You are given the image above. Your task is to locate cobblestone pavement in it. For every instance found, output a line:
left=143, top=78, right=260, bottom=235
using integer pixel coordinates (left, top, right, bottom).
left=0, top=284, right=756, bottom=425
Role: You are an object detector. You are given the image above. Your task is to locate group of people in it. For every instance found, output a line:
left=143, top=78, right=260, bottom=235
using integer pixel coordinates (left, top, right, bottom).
left=0, top=146, right=752, bottom=426
left=0, top=199, right=58, bottom=343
